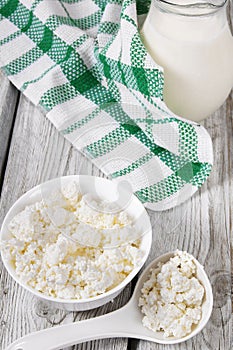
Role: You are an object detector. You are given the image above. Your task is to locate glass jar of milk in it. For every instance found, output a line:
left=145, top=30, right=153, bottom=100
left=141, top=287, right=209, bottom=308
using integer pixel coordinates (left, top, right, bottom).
left=140, top=0, right=233, bottom=122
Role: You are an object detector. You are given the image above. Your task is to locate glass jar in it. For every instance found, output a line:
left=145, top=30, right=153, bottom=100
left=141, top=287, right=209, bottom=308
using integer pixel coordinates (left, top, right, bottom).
left=140, top=0, right=233, bottom=122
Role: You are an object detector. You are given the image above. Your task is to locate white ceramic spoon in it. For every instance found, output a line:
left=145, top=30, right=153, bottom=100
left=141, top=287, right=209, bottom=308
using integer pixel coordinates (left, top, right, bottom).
left=5, top=252, right=213, bottom=350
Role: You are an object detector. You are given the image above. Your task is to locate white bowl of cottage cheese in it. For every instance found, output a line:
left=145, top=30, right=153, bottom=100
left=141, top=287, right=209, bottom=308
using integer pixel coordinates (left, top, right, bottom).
left=138, top=250, right=213, bottom=342
left=0, top=175, right=152, bottom=311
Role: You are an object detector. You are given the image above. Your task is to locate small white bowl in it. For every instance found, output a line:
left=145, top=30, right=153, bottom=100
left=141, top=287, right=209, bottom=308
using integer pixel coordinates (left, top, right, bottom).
left=133, top=251, right=213, bottom=344
left=0, top=175, right=152, bottom=311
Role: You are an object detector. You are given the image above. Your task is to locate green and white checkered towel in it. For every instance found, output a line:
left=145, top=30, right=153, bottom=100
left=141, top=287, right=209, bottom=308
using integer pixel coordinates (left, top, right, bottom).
left=0, top=0, right=213, bottom=210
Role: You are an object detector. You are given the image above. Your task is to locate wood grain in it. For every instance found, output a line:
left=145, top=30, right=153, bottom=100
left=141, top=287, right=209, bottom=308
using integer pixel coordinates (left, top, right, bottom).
left=0, top=72, right=19, bottom=189
left=0, top=90, right=232, bottom=350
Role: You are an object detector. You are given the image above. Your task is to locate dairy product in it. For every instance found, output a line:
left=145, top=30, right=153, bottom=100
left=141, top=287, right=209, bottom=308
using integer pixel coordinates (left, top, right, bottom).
left=2, top=183, right=144, bottom=299
left=141, top=1, right=233, bottom=121
left=139, top=251, right=204, bottom=338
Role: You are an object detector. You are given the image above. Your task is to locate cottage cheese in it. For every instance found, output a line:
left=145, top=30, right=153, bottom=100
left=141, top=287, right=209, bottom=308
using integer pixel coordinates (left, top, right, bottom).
left=139, top=251, right=204, bottom=338
left=2, top=182, right=144, bottom=299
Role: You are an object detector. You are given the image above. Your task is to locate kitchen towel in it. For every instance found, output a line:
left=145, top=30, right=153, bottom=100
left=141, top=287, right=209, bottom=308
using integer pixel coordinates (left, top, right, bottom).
left=0, top=0, right=213, bottom=210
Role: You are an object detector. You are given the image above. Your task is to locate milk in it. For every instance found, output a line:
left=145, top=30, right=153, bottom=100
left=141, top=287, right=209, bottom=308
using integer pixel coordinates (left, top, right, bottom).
left=141, top=1, right=233, bottom=121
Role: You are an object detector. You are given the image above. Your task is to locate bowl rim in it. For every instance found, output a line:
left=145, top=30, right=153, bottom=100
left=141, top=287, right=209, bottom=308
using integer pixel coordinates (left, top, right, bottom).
left=0, top=175, right=152, bottom=304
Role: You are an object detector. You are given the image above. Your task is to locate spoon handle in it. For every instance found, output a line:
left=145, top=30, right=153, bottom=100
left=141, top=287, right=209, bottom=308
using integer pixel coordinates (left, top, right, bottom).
left=5, top=304, right=136, bottom=350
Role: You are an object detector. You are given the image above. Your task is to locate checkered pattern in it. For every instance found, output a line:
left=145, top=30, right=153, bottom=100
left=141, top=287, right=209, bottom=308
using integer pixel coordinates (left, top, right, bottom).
left=0, top=0, right=213, bottom=210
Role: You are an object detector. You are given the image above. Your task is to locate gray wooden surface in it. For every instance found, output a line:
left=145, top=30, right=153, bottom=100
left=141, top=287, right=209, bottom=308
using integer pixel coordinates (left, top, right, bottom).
left=0, top=70, right=232, bottom=350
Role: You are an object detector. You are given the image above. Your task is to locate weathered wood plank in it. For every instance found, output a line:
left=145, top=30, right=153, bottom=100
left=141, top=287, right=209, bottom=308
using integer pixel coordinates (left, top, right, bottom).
left=0, top=72, right=19, bottom=189
left=0, top=94, right=129, bottom=350
left=131, top=92, right=233, bottom=350
left=0, top=90, right=232, bottom=350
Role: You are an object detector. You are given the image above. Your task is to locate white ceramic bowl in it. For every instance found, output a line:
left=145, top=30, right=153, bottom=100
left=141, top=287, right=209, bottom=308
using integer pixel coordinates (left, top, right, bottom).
left=134, top=251, right=213, bottom=344
left=0, top=175, right=152, bottom=311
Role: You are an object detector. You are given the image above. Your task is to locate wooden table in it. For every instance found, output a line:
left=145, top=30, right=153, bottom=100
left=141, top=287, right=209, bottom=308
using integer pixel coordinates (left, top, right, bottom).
left=0, top=71, right=232, bottom=350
